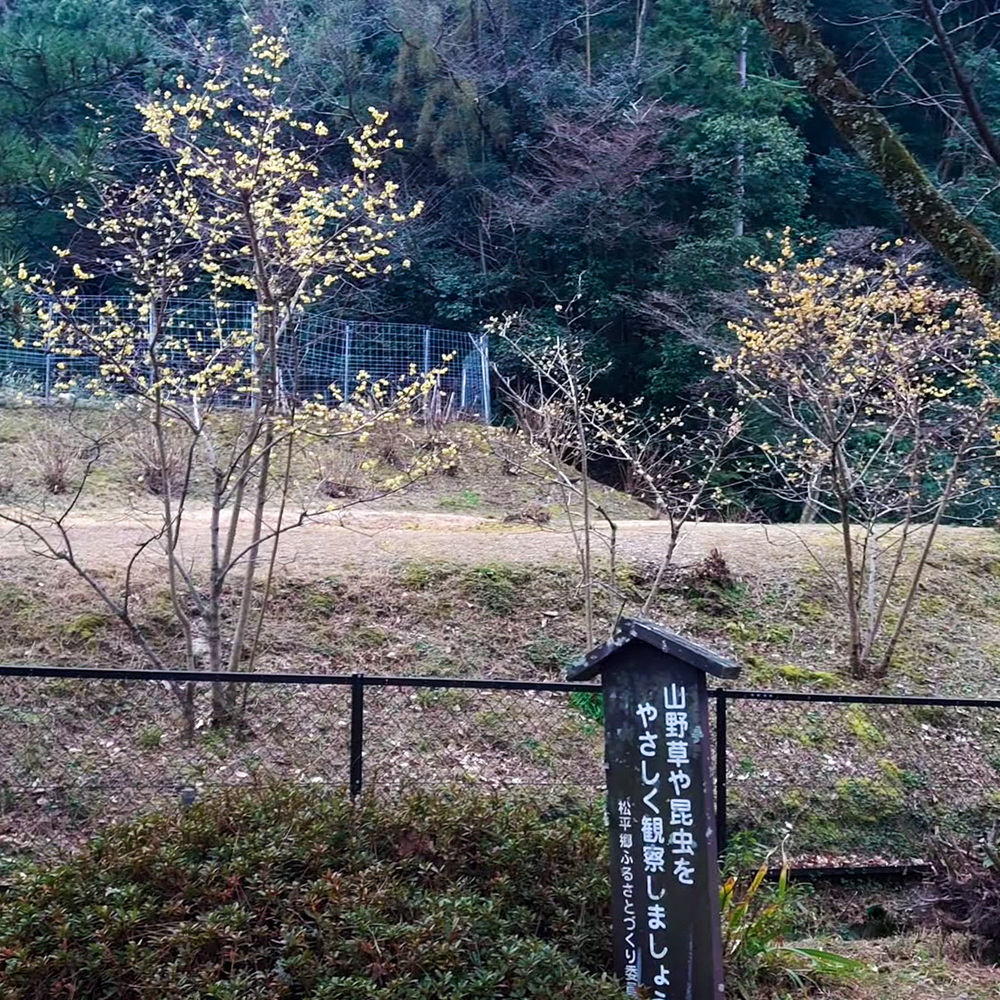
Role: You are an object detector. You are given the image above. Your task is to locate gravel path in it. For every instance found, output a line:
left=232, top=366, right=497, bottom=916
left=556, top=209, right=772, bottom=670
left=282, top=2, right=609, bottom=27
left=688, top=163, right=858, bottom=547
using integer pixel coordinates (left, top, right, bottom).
left=0, top=504, right=992, bottom=580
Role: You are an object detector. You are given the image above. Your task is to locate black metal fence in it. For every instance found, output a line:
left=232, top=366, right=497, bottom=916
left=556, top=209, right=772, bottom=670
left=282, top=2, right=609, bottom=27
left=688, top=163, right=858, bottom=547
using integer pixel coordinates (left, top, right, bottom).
left=2, top=664, right=999, bottom=871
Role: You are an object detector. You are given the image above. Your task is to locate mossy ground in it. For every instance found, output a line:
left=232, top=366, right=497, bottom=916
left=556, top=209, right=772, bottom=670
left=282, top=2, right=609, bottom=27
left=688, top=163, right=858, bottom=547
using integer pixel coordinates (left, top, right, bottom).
left=2, top=419, right=1000, bottom=866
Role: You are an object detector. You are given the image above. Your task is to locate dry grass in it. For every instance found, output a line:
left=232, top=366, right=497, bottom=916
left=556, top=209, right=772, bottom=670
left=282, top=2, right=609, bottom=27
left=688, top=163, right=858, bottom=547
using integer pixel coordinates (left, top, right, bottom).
left=816, top=933, right=999, bottom=999
left=0, top=403, right=649, bottom=520
left=1, top=407, right=1000, bottom=872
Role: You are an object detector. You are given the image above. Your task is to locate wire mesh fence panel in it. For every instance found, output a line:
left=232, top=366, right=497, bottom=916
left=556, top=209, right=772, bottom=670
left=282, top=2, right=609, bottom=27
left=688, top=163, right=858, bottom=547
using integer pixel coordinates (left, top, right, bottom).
left=0, top=298, right=258, bottom=399
left=0, top=297, right=491, bottom=420
left=723, top=696, right=1000, bottom=866
left=9, top=666, right=1000, bottom=872
left=360, top=684, right=605, bottom=796
left=283, top=315, right=489, bottom=419
left=0, top=675, right=351, bottom=861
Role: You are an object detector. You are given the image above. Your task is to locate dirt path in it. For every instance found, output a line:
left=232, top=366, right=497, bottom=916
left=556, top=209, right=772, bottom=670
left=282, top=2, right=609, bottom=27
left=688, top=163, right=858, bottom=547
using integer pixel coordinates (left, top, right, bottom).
left=0, top=504, right=994, bottom=579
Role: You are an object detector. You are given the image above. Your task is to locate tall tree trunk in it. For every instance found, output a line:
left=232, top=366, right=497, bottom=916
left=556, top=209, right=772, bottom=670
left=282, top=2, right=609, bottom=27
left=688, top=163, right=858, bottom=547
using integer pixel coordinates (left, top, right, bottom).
left=919, top=0, right=1000, bottom=171
left=633, top=0, right=650, bottom=67
left=734, top=24, right=748, bottom=238
left=750, top=0, right=1000, bottom=298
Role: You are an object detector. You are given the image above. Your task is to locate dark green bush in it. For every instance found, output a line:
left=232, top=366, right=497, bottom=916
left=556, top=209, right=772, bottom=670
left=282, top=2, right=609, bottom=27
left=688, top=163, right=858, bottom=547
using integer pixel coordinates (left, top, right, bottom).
left=0, top=787, right=619, bottom=999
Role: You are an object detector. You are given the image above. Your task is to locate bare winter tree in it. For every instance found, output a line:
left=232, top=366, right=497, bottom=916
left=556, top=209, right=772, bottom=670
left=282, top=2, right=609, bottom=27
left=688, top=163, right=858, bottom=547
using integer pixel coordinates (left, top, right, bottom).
left=721, top=235, right=1000, bottom=677
left=3, top=27, right=455, bottom=735
left=492, top=312, right=739, bottom=644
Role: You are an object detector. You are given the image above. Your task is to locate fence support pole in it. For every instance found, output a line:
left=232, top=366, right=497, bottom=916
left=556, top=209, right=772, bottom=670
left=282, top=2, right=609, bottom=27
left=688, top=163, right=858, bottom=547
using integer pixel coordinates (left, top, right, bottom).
left=350, top=673, right=364, bottom=799
left=42, top=295, right=55, bottom=403
left=478, top=332, right=491, bottom=423
left=715, top=691, right=728, bottom=858
left=423, top=328, right=431, bottom=374
left=147, top=302, right=156, bottom=389
left=343, top=323, right=352, bottom=398
left=249, top=304, right=257, bottom=400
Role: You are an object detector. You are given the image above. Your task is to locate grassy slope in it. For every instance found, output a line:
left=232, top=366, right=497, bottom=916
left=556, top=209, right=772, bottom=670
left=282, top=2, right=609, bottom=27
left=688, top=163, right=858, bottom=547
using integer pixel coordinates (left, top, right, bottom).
left=1, top=411, right=999, bottom=991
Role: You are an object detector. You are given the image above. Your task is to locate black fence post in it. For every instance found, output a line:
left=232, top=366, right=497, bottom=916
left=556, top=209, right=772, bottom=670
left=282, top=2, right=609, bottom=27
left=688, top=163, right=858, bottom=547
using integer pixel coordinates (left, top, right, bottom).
left=350, top=673, right=364, bottom=798
left=715, top=691, right=728, bottom=859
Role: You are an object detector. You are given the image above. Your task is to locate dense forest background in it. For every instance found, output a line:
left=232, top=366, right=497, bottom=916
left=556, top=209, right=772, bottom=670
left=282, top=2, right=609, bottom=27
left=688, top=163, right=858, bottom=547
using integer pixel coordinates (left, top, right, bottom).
left=3, top=0, right=1000, bottom=408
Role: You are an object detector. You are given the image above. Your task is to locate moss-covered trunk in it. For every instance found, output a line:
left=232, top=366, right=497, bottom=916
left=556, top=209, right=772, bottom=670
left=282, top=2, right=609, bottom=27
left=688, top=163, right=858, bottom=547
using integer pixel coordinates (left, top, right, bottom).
left=751, top=0, right=1000, bottom=298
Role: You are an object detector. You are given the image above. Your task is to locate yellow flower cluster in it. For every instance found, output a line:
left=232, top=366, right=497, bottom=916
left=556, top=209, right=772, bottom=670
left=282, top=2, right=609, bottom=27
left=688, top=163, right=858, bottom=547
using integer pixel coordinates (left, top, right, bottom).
left=720, top=235, right=1000, bottom=477
left=9, top=25, right=423, bottom=420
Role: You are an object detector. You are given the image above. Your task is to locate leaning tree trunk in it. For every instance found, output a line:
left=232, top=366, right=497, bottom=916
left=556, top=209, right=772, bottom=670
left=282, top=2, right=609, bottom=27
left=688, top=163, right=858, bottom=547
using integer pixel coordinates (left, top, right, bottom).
left=749, top=0, right=1000, bottom=299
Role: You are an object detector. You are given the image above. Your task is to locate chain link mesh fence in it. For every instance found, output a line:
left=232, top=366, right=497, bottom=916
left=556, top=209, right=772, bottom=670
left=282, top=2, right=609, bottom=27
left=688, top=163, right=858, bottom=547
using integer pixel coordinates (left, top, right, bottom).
left=0, top=673, right=352, bottom=858
left=361, top=682, right=604, bottom=794
left=0, top=671, right=602, bottom=862
left=3, top=668, right=999, bottom=868
left=0, top=297, right=491, bottom=420
left=722, top=693, right=1000, bottom=866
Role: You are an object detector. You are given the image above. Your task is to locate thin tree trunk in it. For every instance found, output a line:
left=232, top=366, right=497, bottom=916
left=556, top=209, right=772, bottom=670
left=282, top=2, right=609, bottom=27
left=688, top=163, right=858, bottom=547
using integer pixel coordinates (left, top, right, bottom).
left=734, top=23, right=748, bottom=238
left=865, top=427, right=922, bottom=663
left=799, top=464, right=822, bottom=523
left=919, top=0, right=1000, bottom=170
left=151, top=334, right=196, bottom=670
left=178, top=682, right=196, bottom=744
left=832, top=445, right=865, bottom=676
left=632, top=0, right=650, bottom=67
left=573, top=385, right=595, bottom=649
left=216, top=206, right=278, bottom=723
left=226, top=327, right=276, bottom=675
left=641, top=529, right=681, bottom=617
left=878, top=444, right=971, bottom=674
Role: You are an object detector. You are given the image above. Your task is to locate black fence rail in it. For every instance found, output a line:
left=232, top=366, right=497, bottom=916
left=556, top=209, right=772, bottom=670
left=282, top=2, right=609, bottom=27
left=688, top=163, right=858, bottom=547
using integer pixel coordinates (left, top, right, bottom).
left=1, top=664, right=999, bottom=871
left=718, top=689, right=1000, bottom=870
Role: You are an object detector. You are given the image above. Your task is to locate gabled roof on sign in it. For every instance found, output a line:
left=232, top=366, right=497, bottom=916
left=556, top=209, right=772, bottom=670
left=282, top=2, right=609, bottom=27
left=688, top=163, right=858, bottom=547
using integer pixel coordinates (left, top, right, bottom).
left=567, top=618, right=741, bottom=682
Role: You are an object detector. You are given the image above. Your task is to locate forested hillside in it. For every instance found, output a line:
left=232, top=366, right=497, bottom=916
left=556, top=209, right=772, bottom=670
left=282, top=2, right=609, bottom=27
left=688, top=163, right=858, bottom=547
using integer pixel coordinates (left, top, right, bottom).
left=3, top=0, right=1000, bottom=406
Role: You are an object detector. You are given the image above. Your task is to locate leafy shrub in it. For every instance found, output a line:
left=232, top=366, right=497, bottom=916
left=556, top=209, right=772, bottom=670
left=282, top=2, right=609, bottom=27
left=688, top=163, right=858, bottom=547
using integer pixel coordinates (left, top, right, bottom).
left=0, top=786, right=620, bottom=1000
left=722, top=859, right=862, bottom=998
left=0, top=787, right=859, bottom=999
left=684, top=548, right=742, bottom=615
left=569, top=690, right=604, bottom=722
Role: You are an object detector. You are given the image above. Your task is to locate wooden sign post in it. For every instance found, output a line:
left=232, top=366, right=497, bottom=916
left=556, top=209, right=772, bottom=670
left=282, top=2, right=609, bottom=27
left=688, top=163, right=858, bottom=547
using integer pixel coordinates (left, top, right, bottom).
left=568, top=618, right=740, bottom=999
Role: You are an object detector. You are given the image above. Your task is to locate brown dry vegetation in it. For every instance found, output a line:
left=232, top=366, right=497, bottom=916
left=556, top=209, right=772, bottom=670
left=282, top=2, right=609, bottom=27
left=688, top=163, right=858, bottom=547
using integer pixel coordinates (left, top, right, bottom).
left=0, top=404, right=647, bottom=517
left=819, top=934, right=1000, bottom=999
left=1, top=406, right=1000, bottom=990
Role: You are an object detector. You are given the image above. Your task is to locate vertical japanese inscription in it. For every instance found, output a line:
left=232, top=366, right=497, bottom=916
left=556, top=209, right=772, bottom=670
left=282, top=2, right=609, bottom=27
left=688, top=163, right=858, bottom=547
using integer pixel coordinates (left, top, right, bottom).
left=604, top=643, right=724, bottom=998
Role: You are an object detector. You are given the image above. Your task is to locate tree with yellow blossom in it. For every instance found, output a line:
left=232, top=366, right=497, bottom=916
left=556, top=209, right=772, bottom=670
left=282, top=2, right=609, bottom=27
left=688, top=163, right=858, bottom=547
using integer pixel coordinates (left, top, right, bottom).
left=720, top=234, right=1000, bottom=678
left=2, top=26, right=453, bottom=733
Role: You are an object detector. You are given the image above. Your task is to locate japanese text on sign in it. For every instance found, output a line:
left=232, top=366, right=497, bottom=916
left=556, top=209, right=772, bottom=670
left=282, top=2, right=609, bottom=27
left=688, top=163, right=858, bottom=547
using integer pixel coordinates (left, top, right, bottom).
left=632, top=682, right=696, bottom=998
left=617, top=797, right=639, bottom=995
